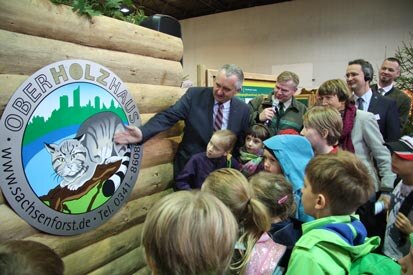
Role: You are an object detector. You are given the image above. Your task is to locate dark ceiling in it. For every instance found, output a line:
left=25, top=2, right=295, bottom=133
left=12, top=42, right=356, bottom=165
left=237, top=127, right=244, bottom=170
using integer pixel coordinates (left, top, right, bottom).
left=133, top=0, right=292, bottom=20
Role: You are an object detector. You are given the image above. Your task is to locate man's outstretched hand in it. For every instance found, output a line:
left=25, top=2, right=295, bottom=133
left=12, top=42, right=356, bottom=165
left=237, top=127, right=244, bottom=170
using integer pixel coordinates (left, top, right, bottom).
left=114, top=125, right=143, bottom=144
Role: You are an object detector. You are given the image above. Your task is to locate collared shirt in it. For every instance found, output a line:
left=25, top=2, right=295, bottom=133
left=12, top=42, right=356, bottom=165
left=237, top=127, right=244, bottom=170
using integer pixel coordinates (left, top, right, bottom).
left=377, top=83, right=394, bottom=96
left=271, top=95, right=292, bottom=111
left=213, top=100, right=230, bottom=129
left=354, top=89, right=373, bottom=111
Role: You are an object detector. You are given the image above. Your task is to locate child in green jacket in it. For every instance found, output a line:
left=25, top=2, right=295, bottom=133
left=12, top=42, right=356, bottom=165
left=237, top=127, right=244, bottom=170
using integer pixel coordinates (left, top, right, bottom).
left=286, top=151, right=380, bottom=274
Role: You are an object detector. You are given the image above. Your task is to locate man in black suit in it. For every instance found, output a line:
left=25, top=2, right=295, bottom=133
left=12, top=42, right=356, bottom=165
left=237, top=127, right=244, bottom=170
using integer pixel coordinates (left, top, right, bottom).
left=371, top=57, right=411, bottom=132
left=114, top=64, right=250, bottom=177
left=346, top=59, right=400, bottom=142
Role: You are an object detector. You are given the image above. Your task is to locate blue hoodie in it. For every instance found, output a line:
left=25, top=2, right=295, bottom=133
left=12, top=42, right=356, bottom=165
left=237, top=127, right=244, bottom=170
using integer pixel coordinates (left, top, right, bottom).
left=263, top=135, right=314, bottom=222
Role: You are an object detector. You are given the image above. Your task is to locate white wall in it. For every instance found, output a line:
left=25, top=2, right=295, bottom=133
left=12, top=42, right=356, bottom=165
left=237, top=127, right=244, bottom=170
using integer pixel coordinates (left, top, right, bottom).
left=180, top=0, right=412, bottom=89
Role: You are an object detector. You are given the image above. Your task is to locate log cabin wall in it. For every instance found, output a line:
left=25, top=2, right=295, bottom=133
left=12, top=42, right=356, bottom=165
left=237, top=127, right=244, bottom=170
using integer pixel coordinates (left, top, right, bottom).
left=0, top=0, right=184, bottom=274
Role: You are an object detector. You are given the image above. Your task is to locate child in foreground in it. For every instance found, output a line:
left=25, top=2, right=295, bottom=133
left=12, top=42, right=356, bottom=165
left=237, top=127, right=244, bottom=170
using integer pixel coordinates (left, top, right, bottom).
left=286, top=151, right=379, bottom=274
left=0, top=240, right=64, bottom=275
left=238, top=124, right=270, bottom=178
left=174, top=129, right=239, bottom=190
left=250, top=172, right=302, bottom=273
left=142, top=191, right=238, bottom=275
left=202, top=168, right=286, bottom=274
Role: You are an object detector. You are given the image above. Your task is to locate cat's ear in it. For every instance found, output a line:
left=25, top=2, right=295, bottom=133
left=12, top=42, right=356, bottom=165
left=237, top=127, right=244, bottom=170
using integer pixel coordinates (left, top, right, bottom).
left=75, top=134, right=85, bottom=142
left=44, top=143, right=57, bottom=154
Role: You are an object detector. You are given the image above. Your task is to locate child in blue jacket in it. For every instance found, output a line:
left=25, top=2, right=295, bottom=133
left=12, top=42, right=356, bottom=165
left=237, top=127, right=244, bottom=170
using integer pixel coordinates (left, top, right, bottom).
left=262, top=134, right=314, bottom=222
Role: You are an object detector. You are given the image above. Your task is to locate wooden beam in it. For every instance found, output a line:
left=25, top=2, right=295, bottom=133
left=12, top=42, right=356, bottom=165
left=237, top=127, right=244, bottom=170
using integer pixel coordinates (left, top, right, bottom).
left=0, top=0, right=183, bottom=61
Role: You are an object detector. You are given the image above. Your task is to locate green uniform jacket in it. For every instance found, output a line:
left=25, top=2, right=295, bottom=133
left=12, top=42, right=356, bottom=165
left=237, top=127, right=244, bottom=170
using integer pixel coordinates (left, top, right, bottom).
left=286, top=215, right=380, bottom=275
left=248, top=92, right=307, bottom=136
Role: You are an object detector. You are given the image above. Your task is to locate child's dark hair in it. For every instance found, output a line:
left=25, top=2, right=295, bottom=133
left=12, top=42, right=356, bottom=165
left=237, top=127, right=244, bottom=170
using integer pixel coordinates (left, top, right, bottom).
left=246, top=124, right=270, bottom=141
left=305, top=151, right=374, bottom=215
left=0, top=240, right=64, bottom=275
left=250, top=172, right=295, bottom=220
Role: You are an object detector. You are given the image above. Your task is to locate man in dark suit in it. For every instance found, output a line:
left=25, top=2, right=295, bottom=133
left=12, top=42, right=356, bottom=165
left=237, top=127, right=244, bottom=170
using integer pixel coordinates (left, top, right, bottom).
left=371, top=57, right=411, bottom=132
left=114, top=64, right=250, bottom=177
left=346, top=59, right=400, bottom=142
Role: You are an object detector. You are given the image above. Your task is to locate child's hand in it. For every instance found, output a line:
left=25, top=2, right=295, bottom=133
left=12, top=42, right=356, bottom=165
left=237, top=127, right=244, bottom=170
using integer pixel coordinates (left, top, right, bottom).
left=378, top=194, right=391, bottom=210
left=395, top=212, right=413, bottom=234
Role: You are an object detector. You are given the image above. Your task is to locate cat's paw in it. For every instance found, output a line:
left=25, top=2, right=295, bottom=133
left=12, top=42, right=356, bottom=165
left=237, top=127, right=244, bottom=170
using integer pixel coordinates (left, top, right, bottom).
left=67, top=182, right=83, bottom=191
left=60, top=181, right=69, bottom=188
left=105, top=156, right=121, bottom=164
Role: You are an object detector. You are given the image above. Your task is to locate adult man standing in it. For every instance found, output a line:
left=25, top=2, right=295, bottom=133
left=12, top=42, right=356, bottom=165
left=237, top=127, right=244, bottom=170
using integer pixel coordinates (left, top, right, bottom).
left=114, top=64, right=250, bottom=177
left=346, top=59, right=400, bottom=142
left=249, top=71, right=307, bottom=136
left=371, top=57, right=411, bottom=132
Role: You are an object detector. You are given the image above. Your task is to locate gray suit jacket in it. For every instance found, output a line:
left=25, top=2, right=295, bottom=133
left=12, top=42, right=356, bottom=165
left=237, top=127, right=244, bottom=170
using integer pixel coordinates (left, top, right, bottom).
left=140, top=87, right=250, bottom=177
left=352, top=110, right=396, bottom=191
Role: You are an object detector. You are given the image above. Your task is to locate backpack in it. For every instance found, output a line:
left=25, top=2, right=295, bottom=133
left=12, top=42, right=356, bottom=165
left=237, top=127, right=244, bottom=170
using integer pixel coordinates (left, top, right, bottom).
left=350, top=252, right=400, bottom=274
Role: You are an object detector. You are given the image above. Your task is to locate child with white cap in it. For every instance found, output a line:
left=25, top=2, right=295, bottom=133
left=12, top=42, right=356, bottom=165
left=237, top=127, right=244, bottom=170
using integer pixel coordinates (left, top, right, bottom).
left=383, top=135, right=413, bottom=260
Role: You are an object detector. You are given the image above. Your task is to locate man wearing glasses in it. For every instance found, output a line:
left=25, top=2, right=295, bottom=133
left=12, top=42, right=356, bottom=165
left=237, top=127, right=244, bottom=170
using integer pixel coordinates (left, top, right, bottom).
left=249, top=71, right=307, bottom=136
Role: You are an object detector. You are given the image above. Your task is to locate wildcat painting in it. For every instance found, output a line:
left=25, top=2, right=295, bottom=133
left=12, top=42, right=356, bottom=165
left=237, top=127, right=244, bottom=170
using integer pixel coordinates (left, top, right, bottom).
left=45, top=112, right=129, bottom=194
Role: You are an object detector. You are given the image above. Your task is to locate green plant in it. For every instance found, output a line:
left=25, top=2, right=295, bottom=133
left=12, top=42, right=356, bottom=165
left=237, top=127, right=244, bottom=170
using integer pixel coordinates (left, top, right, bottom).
left=395, top=37, right=413, bottom=134
left=51, top=0, right=146, bottom=25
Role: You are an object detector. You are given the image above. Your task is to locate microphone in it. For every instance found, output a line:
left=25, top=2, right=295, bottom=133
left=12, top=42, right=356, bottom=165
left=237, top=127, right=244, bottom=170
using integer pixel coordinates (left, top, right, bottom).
left=265, top=99, right=279, bottom=126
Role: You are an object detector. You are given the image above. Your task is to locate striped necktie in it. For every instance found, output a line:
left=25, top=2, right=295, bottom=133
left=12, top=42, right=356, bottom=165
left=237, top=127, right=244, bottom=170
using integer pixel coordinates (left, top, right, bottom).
left=214, top=103, right=224, bottom=131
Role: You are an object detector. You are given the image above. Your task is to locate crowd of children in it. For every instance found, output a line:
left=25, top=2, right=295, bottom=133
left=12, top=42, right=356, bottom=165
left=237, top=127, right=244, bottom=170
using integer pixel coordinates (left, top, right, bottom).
left=140, top=138, right=412, bottom=274
left=141, top=92, right=412, bottom=274
left=141, top=113, right=413, bottom=273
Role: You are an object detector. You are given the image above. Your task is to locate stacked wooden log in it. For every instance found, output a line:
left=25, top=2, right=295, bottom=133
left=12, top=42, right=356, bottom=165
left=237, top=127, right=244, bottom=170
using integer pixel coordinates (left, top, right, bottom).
left=0, top=0, right=184, bottom=274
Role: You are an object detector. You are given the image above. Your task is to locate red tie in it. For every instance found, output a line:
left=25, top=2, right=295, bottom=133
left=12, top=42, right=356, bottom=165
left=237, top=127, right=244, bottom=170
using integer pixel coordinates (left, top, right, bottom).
left=214, top=103, right=224, bottom=131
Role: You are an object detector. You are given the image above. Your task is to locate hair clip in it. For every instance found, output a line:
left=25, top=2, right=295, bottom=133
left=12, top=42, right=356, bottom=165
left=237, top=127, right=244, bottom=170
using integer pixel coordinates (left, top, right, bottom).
left=277, top=195, right=288, bottom=205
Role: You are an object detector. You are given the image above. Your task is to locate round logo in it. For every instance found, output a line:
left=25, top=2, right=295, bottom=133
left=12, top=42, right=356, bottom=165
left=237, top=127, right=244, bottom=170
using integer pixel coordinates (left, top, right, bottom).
left=0, top=60, right=142, bottom=235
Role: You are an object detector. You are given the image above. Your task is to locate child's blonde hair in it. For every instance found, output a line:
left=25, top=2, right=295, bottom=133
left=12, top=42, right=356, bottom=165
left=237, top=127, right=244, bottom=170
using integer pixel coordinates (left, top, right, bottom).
left=202, top=168, right=270, bottom=272
left=305, top=151, right=374, bottom=215
left=303, top=106, right=343, bottom=146
left=213, top=129, right=237, bottom=152
left=142, top=191, right=238, bottom=275
left=250, top=172, right=296, bottom=220
left=0, top=240, right=64, bottom=275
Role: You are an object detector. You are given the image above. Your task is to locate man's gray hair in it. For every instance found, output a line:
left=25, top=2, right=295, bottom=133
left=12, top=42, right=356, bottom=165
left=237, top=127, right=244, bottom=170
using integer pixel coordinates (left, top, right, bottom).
left=218, top=64, right=244, bottom=90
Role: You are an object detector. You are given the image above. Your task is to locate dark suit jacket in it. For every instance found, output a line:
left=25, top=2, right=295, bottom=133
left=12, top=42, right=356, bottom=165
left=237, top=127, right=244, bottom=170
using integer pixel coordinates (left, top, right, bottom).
left=371, top=84, right=412, bottom=131
left=140, top=87, right=250, bottom=177
left=367, top=91, right=401, bottom=142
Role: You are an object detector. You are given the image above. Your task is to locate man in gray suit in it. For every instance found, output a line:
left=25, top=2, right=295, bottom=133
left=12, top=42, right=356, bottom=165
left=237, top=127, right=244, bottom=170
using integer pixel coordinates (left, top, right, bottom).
left=371, top=57, right=411, bottom=132
left=114, top=64, right=250, bottom=177
left=346, top=59, right=400, bottom=142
